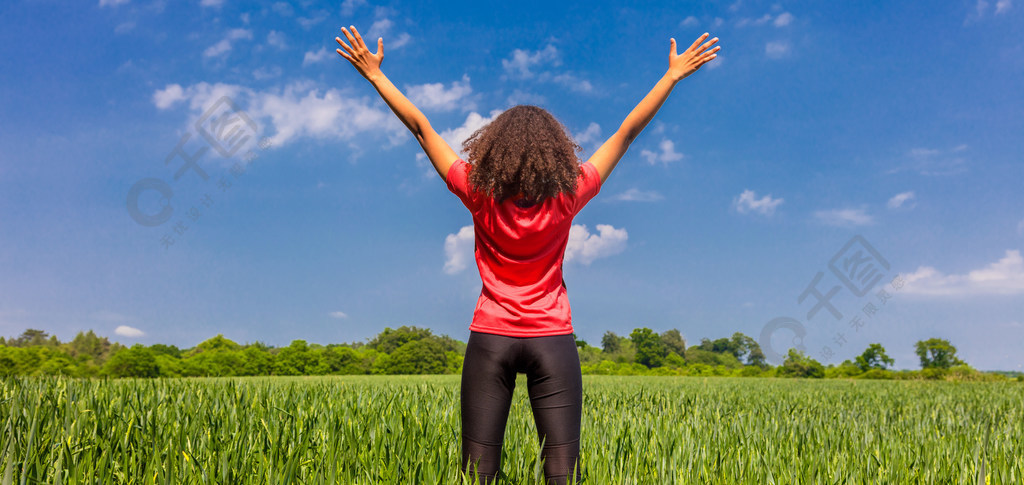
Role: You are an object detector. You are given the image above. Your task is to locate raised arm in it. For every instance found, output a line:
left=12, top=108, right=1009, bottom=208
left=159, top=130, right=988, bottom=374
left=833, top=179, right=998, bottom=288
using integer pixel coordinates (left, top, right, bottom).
left=588, top=33, right=720, bottom=185
left=335, top=26, right=458, bottom=181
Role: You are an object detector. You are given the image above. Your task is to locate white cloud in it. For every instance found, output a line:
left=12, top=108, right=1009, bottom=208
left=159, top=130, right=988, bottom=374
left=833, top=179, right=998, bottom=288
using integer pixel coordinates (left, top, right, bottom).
left=903, top=250, right=1024, bottom=296
left=704, top=54, right=724, bottom=70
left=254, top=82, right=400, bottom=147
left=765, top=41, right=791, bottom=59
left=574, top=122, right=601, bottom=146
left=266, top=30, right=287, bottom=50
left=341, top=0, right=366, bottom=16
left=967, top=0, right=1010, bottom=21
left=640, top=139, right=684, bottom=165
left=272, top=2, right=294, bottom=16
left=253, top=66, right=282, bottom=80
left=774, top=12, right=794, bottom=27
left=302, top=47, right=332, bottom=66
left=201, top=0, right=225, bottom=7
left=153, top=84, right=186, bottom=109
left=502, top=45, right=561, bottom=79
left=297, top=13, right=328, bottom=30
left=443, top=225, right=475, bottom=274
left=388, top=33, right=412, bottom=50
left=204, top=28, right=252, bottom=58
left=151, top=80, right=406, bottom=150
left=565, top=224, right=628, bottom=265
left=114, top=325, right=145, bottom=337
left=406, top=75, right=475, bottom=112
left=887, top=191, right=916, bottom=209
left=910, top=147, right=941, bottom=157
left=813, top=208, right=874, bottom=226
left=611, top=188, right=664, bottom=202
left=99, top=0, right=130, bottom=6
left=681, top=16, right=699, bottom=27
left=439, top=109, right=505, bottom=158
left=413, top=153, right=435, bottom=180
left=501, top=44, right=594, bottom=94
left=896, top=145, right=968, bottom=176
left=369, top=18, right=393, bottom=36
left=738, top=12, right=793, bottom=27
left=733, top=189, right=783, bottom=215
left=114, top=21, right=136, bottom=34
left=367, top=18, right=411, bottom=50
left=329, top=311, right=349, bottom=319
left=443, top=223, right=626, bottom=274
left=552, top=73, right=594, bottom=93
left=736, top=14, right=767, bottom=27
left=975, top=0, right=991, bottom=17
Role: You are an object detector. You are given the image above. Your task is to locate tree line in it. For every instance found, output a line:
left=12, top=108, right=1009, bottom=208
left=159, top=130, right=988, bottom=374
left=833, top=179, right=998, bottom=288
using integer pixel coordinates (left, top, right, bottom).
left=0, top=327, right=1017, bottom=381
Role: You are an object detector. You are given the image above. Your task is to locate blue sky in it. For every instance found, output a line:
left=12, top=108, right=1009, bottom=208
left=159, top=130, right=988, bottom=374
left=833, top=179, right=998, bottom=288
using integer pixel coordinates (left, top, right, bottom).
left=1, top=0, right=1022, bottom=370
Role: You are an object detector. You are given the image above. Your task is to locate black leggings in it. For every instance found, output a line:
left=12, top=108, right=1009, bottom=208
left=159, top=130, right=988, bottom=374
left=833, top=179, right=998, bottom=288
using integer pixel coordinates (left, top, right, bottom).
left=460, top=330, right=583, bottom=484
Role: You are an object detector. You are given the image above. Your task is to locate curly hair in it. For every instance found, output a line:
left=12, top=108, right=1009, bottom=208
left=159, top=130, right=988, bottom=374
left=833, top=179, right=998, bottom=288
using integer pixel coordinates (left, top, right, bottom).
left=461, top=105, right=583, bottom=205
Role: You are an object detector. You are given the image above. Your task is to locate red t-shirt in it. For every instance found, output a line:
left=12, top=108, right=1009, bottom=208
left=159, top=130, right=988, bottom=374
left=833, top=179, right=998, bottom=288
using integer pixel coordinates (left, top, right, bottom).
left=446, top=158, right=602, bottom=337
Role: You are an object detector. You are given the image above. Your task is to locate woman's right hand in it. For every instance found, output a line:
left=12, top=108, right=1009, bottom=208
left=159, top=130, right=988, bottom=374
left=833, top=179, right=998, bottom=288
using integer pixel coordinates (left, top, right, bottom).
left=336, top=25, right=384, bottom=82
left=666, top=33, right=720, bottom=82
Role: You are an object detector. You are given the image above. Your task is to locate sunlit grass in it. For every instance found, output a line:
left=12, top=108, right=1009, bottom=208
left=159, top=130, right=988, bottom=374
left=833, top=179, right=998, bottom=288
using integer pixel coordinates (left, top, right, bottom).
left=1, top=375, right=1021, bottom=483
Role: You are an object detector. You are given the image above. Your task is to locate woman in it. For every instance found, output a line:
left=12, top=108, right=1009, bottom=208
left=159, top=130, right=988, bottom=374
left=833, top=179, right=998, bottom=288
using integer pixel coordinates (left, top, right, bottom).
left=335, top=26, right=719, bottom=484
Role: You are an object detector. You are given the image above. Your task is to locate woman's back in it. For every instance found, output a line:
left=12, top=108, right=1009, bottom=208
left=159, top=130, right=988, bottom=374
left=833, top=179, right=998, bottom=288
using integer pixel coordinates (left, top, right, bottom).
left=446, top=157, right=602, bottom=337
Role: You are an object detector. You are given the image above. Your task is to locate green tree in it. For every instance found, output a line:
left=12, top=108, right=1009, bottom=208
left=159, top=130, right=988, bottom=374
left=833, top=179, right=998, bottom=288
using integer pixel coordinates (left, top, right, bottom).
left=630, top=328, right=668, bottom=368
left=601, top=331, right=621, bottom=353
left=699, top=336, right=742, bottom=358
left=15, top=329, right=50, bottom=347
left=103, top=344, right=159, bottom=378
left=915, top=338, right=964, bottom=369
left=320, top=346, right=364, bottom=374
left=192, top=334, right=241, bottom=354
left=149, top=344, right=182, bottom=359
left=68, top=330, right=113, bottom=361
left=238, top=346, right=275, bottom=376
left=384, top=339, right=447, bottom=374
left=275, top=340, right=316, bottom=375
left=778, top=349, right=824, bottom=378
left=659, top=329, right=687, bottom=358
left=855, top=343, right=895, bottom=371
left=729, top=332, right=766, bottom=367
left=368, top=326, right=435, bottom=354
left=684, top=347, right=743, bottom=368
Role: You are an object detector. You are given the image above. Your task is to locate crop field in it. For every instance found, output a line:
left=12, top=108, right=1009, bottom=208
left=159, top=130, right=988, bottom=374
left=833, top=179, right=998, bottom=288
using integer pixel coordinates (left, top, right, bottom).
left=1, top=375, right=1022, bottom=484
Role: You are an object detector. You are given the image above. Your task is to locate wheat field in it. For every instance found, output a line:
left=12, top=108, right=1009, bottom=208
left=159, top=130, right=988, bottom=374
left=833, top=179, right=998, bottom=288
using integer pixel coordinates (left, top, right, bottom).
left=2, top=375, right=1022, bottom=484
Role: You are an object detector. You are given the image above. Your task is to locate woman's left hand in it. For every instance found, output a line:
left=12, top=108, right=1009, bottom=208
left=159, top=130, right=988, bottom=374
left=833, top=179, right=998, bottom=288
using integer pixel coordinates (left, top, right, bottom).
left=336, top=25, right=383, bottom=81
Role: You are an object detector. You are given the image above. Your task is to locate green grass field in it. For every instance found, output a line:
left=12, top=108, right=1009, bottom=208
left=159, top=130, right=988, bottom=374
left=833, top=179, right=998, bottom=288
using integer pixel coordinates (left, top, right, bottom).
left=2, top=375, right=1022, bottom=484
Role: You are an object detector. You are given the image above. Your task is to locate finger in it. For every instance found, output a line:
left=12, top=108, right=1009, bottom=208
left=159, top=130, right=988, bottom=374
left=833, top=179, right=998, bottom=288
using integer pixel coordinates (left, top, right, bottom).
left=350, top=25, right=367, bottom=50
left=336, top=48, right=353, bottom=61
left=688, top=33, right=708, bottom=52
left=335, top=36, right=355, bottom=56
left=341, top=27, right=359, bottom=51
left=670, top=37, right=677, bottom=57
left=695, top=37, right=719, bottom=55
left=376, top=37, right=384, bottom=56
left=702, top=46, right=720, bottom=58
